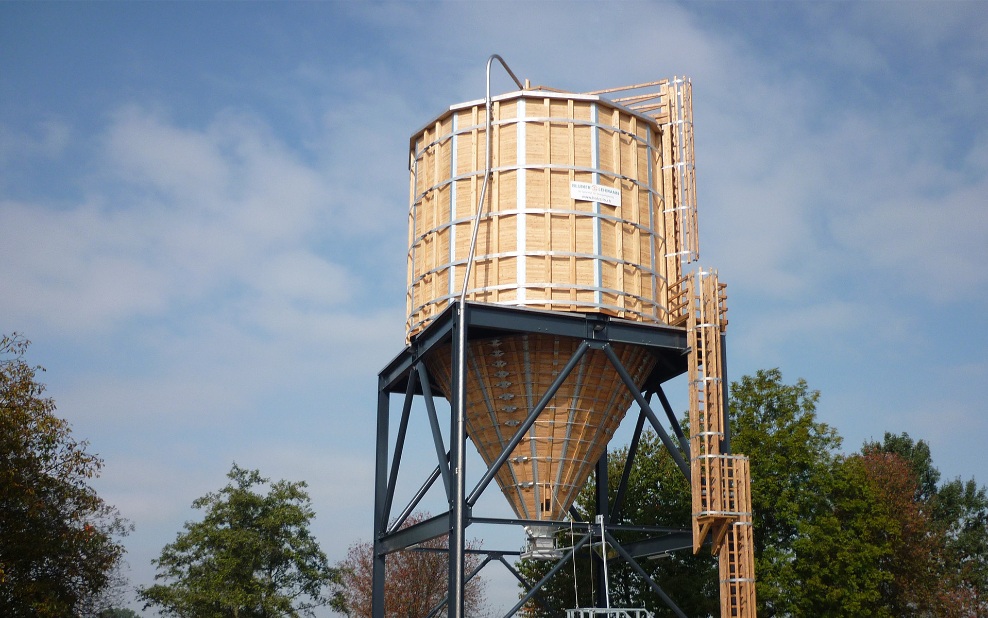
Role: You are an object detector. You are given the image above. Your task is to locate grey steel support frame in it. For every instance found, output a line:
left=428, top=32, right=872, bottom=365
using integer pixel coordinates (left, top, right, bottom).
left=594, top=452, right=609, bottom=610
left=372, top=302, right=723, bottom=617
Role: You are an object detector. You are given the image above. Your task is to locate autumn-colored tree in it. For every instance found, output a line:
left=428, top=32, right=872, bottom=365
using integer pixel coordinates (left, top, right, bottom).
left=859, top=448, right=942, bottom=614
left=865, top=432, right=988, bottom=616
left=0, top=333, right=131, bottom=617
left=336, top=513, right=487, bottom=618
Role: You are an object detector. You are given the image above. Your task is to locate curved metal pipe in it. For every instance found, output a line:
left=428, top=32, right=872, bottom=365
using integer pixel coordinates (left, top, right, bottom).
left=459, top=53, right=524, bottom=303
left=452, top=54, right=525, bottom=618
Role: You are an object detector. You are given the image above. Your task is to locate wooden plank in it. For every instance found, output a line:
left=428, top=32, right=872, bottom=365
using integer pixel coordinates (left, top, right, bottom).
left=568, top=99, right=578, bottom=310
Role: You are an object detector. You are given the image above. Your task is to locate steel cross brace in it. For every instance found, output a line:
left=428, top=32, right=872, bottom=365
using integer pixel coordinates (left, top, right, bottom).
left=372, top=302, right=692, bottom=618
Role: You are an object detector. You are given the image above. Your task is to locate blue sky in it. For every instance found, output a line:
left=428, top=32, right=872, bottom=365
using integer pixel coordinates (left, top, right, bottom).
left=2, top=2, right=986, bottom=615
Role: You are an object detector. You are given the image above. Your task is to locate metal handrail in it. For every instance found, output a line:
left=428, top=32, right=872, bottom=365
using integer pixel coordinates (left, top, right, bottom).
left=452, top=53, right=525, bottom=618
left=459, top=53, right=524, bottom=303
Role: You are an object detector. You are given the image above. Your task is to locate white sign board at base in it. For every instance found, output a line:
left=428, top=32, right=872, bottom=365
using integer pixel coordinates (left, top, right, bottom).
left=570, top=181, right=621, bottom=207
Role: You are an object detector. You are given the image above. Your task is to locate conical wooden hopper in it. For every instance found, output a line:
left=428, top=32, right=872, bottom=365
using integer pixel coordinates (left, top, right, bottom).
left=426, top=333, right=655, bottom=521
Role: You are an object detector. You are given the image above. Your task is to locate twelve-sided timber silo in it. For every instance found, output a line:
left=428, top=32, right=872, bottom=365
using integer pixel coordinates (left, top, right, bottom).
left=373, top=56, right=755, bottom=618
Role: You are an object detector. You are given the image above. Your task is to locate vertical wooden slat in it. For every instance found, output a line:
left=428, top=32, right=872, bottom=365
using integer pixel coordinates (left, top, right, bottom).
left=661, top=82, right=682, bottom=321
left=568, top=99, right=578, bottom=310
left=689, top=269, right=732, bottom=554
left=543, top=98, right=552, bottom=309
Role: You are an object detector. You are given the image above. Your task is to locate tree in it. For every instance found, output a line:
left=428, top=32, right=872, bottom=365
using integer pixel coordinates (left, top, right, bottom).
left=0, top=333, right=131, bottom=617
left=518, top=369, right=844, bottom=617
left=98, top=609, right=141, bottom=618
left=865, top=432, right=941, bottom=502
left=937, top=476, right=988, bottom=615
left=732, top=373, right=964, bottom=616
left=513, top=369, right=988, bottom=616
left=335, top=512, right=487, bottom=618
left=728, top=368, right=844, bottom=616
left=865, top=432, right=988, bottom=615
left=139, top=464, right=344, bottom=617
left=787, top=454, right=896, bottom=618
left=859, top=446, right=942, bottom=614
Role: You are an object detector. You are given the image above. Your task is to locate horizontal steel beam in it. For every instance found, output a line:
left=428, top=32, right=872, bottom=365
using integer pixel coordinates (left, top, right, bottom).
left=623, top=532, right=696, bottom=559
left=462, top=302, right=687, bottom=349
left=379, top=302, right=689, bottom=394
left=377, top=511, right=451, bottom=555
left=469, top=515, right=688, bottom=536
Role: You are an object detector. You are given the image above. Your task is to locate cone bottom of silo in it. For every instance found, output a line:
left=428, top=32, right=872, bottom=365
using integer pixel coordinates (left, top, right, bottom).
left=427, top=332, right=656, bottom=521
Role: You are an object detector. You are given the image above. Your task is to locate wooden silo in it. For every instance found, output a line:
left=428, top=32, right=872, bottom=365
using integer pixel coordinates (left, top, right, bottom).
left=374, top=63, right=755, bottom=618
left=405, top=84, right=696, bottom=524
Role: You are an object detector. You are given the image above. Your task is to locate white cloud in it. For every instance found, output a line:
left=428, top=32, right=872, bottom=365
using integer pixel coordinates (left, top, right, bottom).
left=734, top=299, right=859, bottom=359
left=0, top=199, right=172, bottom=333
left=254, top=250, right=356, bottom=308
left=104, top=106, right=231, bottom=203
left=1, top=104, right=400, bottom=340
left=838, top=183, right=988, bottom=299
left=694, top=19, right=988, bottom=309
left=0, top=118, right=71, bottom=165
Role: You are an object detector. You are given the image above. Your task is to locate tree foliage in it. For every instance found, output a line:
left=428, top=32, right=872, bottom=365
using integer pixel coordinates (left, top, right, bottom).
left=335, top=512, right=487, bottom=618
left=860, top=446, right=941, bottom=614
left=0, top=333, right=130, bottom=617
left=98, top=609, right=141, bottom=618
left=139, top=464, right=344, bottom=617
left=787, top=455, right=896, bottom=617
left=729, top=368, right=844, bottom=615
left=513, top=368, right=988, bottom=617
left=864, top=432, right=988, bottom=616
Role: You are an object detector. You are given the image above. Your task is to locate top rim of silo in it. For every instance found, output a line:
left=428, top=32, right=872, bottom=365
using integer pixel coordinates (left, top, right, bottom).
left=407, top=87, right=662, bottom=165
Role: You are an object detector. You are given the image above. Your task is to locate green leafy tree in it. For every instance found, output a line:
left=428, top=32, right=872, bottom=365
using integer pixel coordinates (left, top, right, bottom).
left=1, top=333, right=131, bottom=617
left=728, top=368, right=844, bottom=616
left=938, top=476, right=988, bottom=615
left=514, top=370, right=988, bottom=616
left=788, top=455, right=895, bottom=618
left=518, top=369, right=844, bottom=617
left=98, top=609, right=142, bottom=618
left=866, top=432, right=941, bottom=501
left=139, top=464, right=344, bottom=617
left=732, top=373, right=956, bottom=616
